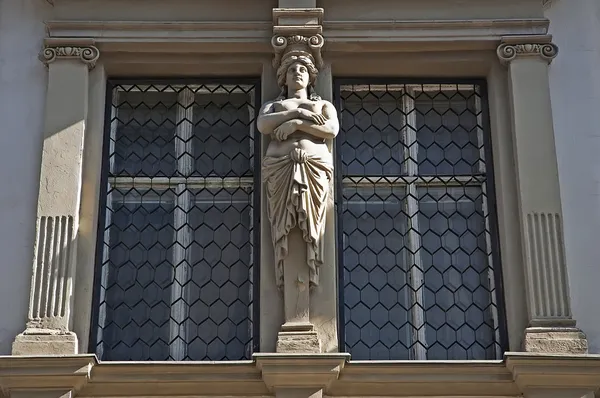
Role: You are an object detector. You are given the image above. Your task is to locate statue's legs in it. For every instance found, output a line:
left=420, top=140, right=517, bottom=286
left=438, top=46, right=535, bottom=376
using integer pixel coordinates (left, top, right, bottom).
left=277, top=227, right=321, bottom=353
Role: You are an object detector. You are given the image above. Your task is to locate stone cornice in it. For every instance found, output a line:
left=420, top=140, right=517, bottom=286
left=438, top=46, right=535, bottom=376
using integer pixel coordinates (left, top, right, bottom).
left=1, top=353, right=600, bottom=397
left=44, top=18, right=549, bottom=54
left=81, top=360, right=267, bottom=396
left=332, top=359, right=517, bottom=396
left=497, top=35, right=558, bottom=64
left=0, top=355, right=96, bottom=395
left=506, top=352, right=600, bottom=391
left=40, top=39, right=100, bottom=69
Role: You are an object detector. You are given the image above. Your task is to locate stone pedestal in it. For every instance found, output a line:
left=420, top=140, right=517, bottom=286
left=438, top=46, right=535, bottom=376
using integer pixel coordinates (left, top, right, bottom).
left=497, top=35, right=587, bottom=353
left=12, top=39, right=99, bottom=355
left=12, top=331, right=78, bottom=356
left=523, top=327, right=588, bottom=354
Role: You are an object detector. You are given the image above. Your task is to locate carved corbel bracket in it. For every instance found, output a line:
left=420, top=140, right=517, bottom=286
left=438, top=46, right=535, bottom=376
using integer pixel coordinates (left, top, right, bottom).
left=271, top=7, right=325, bottom=71
left=254, top=353, right=350, bottom=394
left=497, top=36, right=558, bottom=64
left=40, top=39, right=100, bottom=70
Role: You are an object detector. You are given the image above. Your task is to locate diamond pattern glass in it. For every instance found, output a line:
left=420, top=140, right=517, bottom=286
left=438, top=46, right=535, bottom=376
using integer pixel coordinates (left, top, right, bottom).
left=336, top=82, right=504, bottom=360
left=92, top=82, right=260, bottom=361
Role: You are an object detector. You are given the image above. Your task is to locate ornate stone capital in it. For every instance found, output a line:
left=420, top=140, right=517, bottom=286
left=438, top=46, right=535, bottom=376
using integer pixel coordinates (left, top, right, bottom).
left=271, top=34, right=324, bottom=70
left=40, top=46, right=100, bottom=69
left=497, top=42, right=558, bottom=64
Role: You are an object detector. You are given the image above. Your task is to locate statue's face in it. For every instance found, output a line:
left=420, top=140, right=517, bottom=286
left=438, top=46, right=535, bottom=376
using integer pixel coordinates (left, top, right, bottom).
left=286, top=61, right=310, bottom=90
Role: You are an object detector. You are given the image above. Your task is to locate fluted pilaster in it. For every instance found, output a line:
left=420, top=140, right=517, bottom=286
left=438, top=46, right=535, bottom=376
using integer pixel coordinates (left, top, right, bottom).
left=497, top=36, right=587, bottom=354
left=12, top=39, right=100, bottom=355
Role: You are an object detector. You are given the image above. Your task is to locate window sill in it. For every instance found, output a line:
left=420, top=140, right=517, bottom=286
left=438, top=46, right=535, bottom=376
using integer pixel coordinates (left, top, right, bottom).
left=1, top=353, right=600, bottom=397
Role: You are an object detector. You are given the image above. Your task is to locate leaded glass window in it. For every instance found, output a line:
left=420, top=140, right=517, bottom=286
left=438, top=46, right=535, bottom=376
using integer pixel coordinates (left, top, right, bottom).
left=92, top=81, right=260, bottom=361
left=336, top=81, right=505, bottom=360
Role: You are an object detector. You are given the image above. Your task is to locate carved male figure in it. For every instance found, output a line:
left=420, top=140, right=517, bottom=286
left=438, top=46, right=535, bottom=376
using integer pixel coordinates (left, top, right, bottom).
left=257, top=52, right=339, bottom=291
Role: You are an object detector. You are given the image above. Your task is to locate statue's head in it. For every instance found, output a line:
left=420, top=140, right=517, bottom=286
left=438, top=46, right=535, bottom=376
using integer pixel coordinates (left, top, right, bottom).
left=276, top=54, right=321, bottom=101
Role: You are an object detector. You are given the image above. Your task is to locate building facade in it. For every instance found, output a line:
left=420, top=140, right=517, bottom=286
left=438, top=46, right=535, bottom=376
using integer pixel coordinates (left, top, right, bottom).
left=1, top=0, right=600, bottom=397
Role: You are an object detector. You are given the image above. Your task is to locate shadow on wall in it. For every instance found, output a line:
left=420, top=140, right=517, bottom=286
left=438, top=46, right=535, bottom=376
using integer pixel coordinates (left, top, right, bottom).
left=0, top=0, right=53, bottom=354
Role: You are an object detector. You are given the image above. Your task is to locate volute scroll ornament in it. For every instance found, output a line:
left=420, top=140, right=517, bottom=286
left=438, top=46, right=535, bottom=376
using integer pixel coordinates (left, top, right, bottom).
left=497, top=42, right=558, bottom=64
left=271, top=34, right=324, bottom=70
left=40, top=46, right=100, bottom=69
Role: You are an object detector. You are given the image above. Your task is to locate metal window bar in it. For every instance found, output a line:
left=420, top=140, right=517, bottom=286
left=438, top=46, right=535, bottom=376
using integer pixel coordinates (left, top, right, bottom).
left=246, top=94, right=256, bottom=359
left=91, top=81, right=259, bottom=361
left=403, top=87, right=428, bottom=359
left=96, top=89, right=120, bottom=359
left=336, top=80, right=505, bottom=360
left=169, top=88, right=195, bottom=360
left=475, top=93, right=502, bottom=359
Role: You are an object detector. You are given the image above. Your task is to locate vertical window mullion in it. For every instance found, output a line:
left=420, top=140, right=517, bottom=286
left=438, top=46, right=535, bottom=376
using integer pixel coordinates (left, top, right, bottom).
left=96, top=89, right=120, bottom=358
left=168, top=88, right=195, bottom=360
left=475, top=92, right=501, bottom=358
left=246, top=93, right=257, bottom=357
left=403, top=87, right=427, bottom=359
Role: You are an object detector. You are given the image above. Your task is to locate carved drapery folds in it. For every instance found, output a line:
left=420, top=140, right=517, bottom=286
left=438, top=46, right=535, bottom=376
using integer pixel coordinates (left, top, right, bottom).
left=40, top=45, right=100, bottom=69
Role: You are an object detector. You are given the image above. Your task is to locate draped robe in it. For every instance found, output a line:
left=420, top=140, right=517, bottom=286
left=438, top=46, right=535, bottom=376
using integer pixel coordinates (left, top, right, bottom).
left=262, top=147, right=333, bottom=289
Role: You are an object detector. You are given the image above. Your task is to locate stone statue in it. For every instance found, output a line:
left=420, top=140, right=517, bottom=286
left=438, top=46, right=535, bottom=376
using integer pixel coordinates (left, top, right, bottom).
left=257, top=35, right=339, bottom=351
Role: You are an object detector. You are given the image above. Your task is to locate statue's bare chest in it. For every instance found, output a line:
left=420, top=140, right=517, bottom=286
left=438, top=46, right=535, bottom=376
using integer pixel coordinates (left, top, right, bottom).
left=273, top=99, right=322, bottom=114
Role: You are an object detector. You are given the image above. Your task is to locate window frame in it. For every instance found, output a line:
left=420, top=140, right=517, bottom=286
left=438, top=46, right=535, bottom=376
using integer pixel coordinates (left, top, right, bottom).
left=333, top=77, right=509, bottom=359
left=89, top=77, right=263, bottom=360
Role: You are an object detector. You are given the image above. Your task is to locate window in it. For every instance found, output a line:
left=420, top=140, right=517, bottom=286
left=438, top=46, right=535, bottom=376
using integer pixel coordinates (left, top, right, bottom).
left=336, top=81, right=505, bottom=360
left=91, top=81, right=260, bottom=361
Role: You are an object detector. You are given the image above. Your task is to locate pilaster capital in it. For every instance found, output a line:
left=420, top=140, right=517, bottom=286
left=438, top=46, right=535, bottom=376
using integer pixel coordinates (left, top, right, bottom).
left=271, top=34, right=324, bottom=69
left=497, top=36, right=558, bottom=64
left=271, top=7, right=325, bottom=71
left=40, top=43, right=100, bottom=69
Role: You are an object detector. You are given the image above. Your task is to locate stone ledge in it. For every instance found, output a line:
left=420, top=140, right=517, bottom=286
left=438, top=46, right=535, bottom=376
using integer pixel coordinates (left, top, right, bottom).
left=506, top=352, right=600, bottom=390
left=82, top=360, right=267, bottom=397
left=331, top=359, right=516, bottom=396
left=0, top=355, right=96, bottom=393
left=1, top=353, right=600, bottom=397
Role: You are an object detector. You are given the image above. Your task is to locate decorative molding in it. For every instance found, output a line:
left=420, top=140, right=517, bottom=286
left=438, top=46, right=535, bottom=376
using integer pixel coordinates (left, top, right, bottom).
left=332, top=359, right=516, bottom=397
left=82, top=360, right=267, bottom=397
left=506, top=352, right=600, bottom=390
left=43, top=19, right=549, bottom=54
left=497, top=42, right=558, bottom=64
left=0, top=355, right=96, bottom=394
left=40, top=46, right=100, bottom=69
left=29, top=216, right=75, bottom=326
left=1, top=354, right=600, bottom=397
left=523, top=212, right=570, bottom=321
left=271, top=33, right=324, bottom=69
left=254, top=353, right=350, bottom=393
left=542, top=0, right=554, bottom=10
